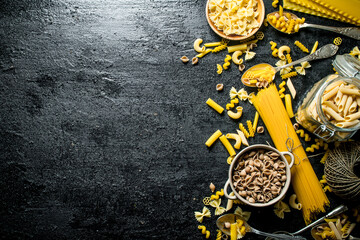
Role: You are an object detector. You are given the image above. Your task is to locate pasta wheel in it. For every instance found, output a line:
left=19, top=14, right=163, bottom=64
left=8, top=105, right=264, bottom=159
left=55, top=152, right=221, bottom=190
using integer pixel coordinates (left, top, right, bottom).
left=256, top=31, right=264, bottom=40
left=333, top=37, right=342, bottom=46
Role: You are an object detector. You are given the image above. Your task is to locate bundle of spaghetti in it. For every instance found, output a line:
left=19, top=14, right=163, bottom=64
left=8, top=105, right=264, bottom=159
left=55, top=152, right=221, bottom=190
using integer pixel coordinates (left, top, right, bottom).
left=252, top=84, right=329, bottom=224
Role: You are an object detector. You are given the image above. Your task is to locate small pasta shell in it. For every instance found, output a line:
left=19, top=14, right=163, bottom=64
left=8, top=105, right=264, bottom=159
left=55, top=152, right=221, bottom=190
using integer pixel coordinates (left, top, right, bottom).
left=216, top=83, right=224, bottom=91
left=239, top=64, right=246, bottom=71
left=257, top=126, right=264, bottom=133
left=192, top=57, right=198, bottom=65
left=180, top=56, right=189, bottom=63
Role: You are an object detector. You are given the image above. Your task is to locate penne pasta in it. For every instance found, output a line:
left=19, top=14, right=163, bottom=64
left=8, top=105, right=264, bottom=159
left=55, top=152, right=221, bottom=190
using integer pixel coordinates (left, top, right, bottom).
left=344, top=96, right=353, bottom=116
left=205, top=130, right=223, bottom=147
left=338, top=94, right=348, bottom=112
left=322, top=86, right=340, bottom=101
left=206, top=98, right=224, bottom=114
left=339, top=86, right=360, bottom=96
left=334, top=88, right=343, bottom=106
left=219, top=135, right=236, bottom=156
left=323, top=101, right=338, bottom=112
left=323, top=106, right=344, bottom=121
left=285, top=94, right=294, bottom=118
left=349, top=100, right=358, bottom=113
left=336, top=120, right=360, bottom=128
left=345, top=111, right=360, bottom=121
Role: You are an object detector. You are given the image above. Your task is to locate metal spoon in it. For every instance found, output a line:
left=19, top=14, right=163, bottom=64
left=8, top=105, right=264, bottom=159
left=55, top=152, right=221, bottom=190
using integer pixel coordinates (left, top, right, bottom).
left=292, top=205, right=348, bottom=235
left=267, top=11, right=360, bottom=40
left=241, top=43, right=339, bottom=87
left=216, top=213, right=307, bottom=240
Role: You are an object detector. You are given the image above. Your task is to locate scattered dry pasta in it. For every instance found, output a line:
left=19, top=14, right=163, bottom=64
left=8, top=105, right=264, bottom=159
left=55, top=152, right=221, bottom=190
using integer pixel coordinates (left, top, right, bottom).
left=206, top=98, right=224, bottom=114
left=217, top=64, right=223, bottom=74
left=180, top=56, right=189, bottom=63
left=198, top=225, right=211, bottom=239
left=289, top=194, right=302, bottom=210
left=194, top=207, right=211, bottom=223
left=209, top=198, right=226, bottom=215
left=223, top=55, right=232, bottom=70
left=295, top=61, right=311, bottom=75
left=227, top=106, right=244, bottom=120
left=294, top=40, right=309, bottom=53
left=333, top=37, right=342, bottom=46
left=281, top=71, right=297, bottom=79
left=205, top=129, right=223, bottom=147
left=255, top=31, right=264, bottom=40
left=274, top=200, right=291, bottom=219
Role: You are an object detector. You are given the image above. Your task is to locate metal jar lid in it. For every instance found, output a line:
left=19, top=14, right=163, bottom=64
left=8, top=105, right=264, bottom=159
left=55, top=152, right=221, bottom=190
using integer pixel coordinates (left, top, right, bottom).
left=332, top=54, right=360, bottom=79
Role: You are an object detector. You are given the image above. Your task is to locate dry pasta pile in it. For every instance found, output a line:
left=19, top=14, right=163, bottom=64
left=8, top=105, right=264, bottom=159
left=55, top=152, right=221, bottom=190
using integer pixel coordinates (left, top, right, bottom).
left=251, top=84, right=329, bottom=224
left=208, top=0, right=260, bottom=36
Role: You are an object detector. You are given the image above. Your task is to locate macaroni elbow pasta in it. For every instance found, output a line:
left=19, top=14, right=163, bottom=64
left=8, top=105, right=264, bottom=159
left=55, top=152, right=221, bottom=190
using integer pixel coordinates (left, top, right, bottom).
left=278, top=46, right=291, bottom=60
left=194, top=38, right=205, bottom=53
left=289, top=194, right=302, bottom=210
left=227, top=106, right=243, bottom=120
left=226, top=133, right=242, bottom=149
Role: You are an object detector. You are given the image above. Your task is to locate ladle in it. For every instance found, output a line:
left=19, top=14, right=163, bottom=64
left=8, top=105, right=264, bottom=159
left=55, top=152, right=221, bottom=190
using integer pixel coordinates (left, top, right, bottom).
left=241, top=43, right=339, bottom=87
left=267, top=11, right=360, bottom=40
left=216, top=213, right=307, bottom=239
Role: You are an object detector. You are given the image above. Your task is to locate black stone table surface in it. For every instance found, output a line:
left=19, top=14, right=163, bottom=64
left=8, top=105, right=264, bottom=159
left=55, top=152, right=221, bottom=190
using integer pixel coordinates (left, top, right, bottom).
left=1, top=0, right=359, bottom=239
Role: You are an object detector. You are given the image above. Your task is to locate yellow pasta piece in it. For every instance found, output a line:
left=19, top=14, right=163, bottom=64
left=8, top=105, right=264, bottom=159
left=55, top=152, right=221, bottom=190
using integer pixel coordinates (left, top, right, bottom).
left=237, top=130, right=249, bottom=146
left=194, top=39, right=205, bottom=53
left=239, top=123, right=250, bottom=138
left=217, top=64, right=223, bottom=75
left=196, top=49, right=212, bottom=58
left=253, top=112, right=259, bottom=132
left=306, top=143, right=320, bottom=152
left=289, top=194, right=302, bottom=210
left=219, top=135, right=236, bottom=156
left=285, top=94, right=294, bottom=118
left=333, top=37, right=342, bottom=46
left=204, top=42, right=222, bottom=47
left=247, top=120, right=255, bottom=137
left=286, top=78, right=296, bottom=99
left=227, top=106, right=243, bottom=120
left=272, top=0, right=279, bottom=8
left=320, top=150, right=330, bottom=164
left=278, top=81, right=286, bottom=98
left=212, top=44, right=227, bottom=53
left=279, top=5, right=283, bottom=16
left=226, top=98, right=239, bottom=110
left=270, top=41, right=277, bottom=51
left=223, top=55, right=232, bottom=70
left=198, top=225, right=210, bottom=239
left=205, top=129, right=223, bottom=147
left=294, top=40, right=309, bottom=53
left=310, top=41, right=319, bottom=54
left=210, top=189, right=224, bottom=200
left=226, top=132, right=242, bottom=149
left=194, top=207, right=211, bottom=223
left=232, top=51, right=243, bottom=65
left=227, top=43, right=248, bottom=53
left=230, top=223, right=237, bottom=240
left=206, top=98, right=224, bottom=114
left=255, top=31, right=264, bottom=40
left=281, top=71, right=297, bottom=79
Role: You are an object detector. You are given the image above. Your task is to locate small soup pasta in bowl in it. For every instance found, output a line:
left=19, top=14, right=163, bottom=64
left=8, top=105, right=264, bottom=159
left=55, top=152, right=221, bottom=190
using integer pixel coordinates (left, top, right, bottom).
left=206, top=0, right=265, bottom=41
left=223, top=144, right=294, bottom=207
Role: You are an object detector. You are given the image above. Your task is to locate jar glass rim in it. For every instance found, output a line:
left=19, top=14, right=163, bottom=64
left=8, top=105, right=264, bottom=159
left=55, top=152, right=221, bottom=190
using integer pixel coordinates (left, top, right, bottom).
left=316, top=76, right=360, bottom=132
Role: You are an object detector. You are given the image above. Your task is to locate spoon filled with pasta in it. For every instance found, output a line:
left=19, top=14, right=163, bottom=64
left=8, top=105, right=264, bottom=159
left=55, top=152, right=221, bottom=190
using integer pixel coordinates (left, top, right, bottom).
left=241, top=44, right=339, bottom=87
left=216, top=213, right=307, bottom=239
left=267, top=10, right=360, bottom=40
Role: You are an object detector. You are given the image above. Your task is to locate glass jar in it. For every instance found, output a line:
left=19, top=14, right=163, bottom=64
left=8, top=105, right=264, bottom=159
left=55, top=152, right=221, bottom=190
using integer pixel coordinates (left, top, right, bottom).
left=296, top=54, right=360, bottom=142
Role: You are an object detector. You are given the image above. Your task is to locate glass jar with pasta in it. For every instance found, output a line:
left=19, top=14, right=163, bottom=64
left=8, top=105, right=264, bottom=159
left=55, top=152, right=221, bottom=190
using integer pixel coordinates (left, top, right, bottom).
left=296, top=54, right=360, bottom=142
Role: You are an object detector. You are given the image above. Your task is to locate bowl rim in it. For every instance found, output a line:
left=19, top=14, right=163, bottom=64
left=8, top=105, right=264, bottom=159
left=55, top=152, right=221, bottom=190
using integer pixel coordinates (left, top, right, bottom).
left=205, top=0, right=265, bottom=41
left=228, top=144, right=292, bottom=207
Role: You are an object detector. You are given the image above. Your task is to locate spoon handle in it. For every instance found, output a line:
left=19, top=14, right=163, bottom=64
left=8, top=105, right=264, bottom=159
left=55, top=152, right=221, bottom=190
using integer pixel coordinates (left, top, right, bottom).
left=275, top=44, right=338, bottom=72
left=251, top=228, right=306, bottom=240
left=301, top=23, right=360, bottom=40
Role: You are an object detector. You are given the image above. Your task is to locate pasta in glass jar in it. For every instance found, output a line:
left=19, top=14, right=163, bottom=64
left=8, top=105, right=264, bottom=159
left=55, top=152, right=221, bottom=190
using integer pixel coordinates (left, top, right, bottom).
left=296, top=54, right=360, bottom=142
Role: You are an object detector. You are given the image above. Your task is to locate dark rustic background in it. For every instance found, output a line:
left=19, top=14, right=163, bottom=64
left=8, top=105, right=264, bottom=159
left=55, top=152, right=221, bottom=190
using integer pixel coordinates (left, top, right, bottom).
left=1, top=0, right=359, bottom=239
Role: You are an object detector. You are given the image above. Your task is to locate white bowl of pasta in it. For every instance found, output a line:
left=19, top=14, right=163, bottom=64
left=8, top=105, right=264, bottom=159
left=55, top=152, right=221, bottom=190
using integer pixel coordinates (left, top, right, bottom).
left=223, top=144, right=294, bottom=207
left=206, top=0, right=265, bottom=41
